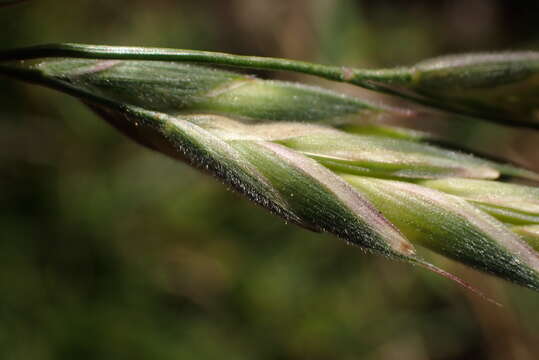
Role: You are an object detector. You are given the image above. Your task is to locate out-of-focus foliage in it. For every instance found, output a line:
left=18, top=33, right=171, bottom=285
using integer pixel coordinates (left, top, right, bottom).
left=1, top=1, right=539, bottom=360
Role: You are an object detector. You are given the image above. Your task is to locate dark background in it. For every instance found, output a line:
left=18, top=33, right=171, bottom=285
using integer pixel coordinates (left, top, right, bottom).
left=1, top=1, right=539, bottom=359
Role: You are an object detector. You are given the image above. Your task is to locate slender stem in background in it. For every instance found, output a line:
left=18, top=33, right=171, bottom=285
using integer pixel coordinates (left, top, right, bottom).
left=0, top=44, right=452, bottom=122
left=2, top=43, right=539, bottom=130
left=0, top=43, right=412, bottom=87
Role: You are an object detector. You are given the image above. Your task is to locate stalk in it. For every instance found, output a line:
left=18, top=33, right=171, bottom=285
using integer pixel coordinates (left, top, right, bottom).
left=2, top=44, right=539, bottom=128
left=0, top=43, right=410, bottom=86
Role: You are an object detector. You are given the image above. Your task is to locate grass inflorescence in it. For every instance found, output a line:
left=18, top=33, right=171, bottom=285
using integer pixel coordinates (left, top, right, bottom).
left=1, top=44, right=539, bottom=296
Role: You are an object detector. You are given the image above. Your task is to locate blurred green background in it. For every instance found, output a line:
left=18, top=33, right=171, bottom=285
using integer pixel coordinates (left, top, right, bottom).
left=1, top=1, right=539, bottom=359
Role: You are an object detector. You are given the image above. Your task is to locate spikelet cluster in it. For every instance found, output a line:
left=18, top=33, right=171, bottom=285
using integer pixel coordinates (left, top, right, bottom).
left=2, top=49, right=539, bottom=292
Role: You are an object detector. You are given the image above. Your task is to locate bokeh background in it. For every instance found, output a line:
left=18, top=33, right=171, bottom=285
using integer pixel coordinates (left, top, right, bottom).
left=1, top=1, right=539, bottom=359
